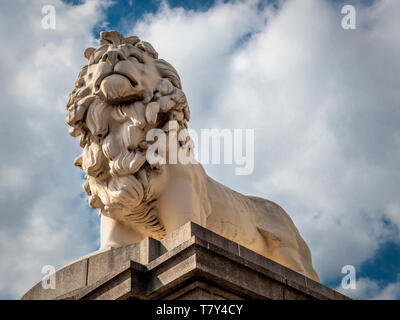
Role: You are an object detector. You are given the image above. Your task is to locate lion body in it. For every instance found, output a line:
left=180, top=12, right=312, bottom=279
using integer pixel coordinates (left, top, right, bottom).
left=100, top=162, right=320, bottom=282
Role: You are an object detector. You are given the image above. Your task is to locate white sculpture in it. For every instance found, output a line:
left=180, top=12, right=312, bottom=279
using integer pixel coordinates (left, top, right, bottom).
left=67, top=31, right=320, bottom=282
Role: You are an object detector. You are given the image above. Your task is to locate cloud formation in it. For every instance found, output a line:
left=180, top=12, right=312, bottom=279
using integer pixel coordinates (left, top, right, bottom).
left=337, top=275, right=400, bottom=300
left=0, top=0, right=109, bottom=298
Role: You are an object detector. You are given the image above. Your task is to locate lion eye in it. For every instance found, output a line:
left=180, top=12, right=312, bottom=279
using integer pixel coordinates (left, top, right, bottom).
left=89, top=45, right=108, bottom=65
left=129, top=54, right=144, bottom=64
left=93, top=51, right=106, bottom=64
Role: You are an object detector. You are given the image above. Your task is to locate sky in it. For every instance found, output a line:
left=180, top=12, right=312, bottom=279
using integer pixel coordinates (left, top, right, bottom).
left=0, top=0, right=399, bottom=299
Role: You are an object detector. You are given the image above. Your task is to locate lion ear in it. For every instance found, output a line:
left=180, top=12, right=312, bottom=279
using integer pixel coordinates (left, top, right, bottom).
left=84, top=47, right=96, bottom=60
left=125, top=36, right=140, bottom=46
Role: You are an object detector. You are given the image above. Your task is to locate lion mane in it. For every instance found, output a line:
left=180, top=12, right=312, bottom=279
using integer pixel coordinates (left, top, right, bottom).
left=66, top=31, right=190, bottom=240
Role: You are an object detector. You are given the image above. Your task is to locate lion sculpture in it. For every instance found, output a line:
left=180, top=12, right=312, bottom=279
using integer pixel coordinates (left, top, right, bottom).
left=66, top=31, right=320, bottom=282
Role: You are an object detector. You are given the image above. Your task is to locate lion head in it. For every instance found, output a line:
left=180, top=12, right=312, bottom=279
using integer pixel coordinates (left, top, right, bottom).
left=66, top=31, right=191, bottom=239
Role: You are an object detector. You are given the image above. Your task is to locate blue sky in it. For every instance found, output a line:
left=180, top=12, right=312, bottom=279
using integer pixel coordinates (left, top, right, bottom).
left=0, top=0, right=399, bottom=299
left=66, top=0, right=221, bottom=32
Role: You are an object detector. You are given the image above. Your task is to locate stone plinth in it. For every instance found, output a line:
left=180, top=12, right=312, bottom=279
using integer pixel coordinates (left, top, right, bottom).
left=22, top=222, right=349, bottom=300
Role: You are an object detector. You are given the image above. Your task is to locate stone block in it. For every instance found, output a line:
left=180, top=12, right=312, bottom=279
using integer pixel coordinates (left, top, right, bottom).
left=21, top=222, right=350, bottom=300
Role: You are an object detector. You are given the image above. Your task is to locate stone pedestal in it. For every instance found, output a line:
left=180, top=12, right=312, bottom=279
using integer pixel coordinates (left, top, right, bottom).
left=22, top=222, right=349, bottom=300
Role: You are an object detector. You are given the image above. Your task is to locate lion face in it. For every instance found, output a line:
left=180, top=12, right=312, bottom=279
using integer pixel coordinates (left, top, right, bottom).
left=81, top=33, right=162, bottom=105
left=66, top=31, right=190, bottom=239
left=86, top=43, right=160, bottom=104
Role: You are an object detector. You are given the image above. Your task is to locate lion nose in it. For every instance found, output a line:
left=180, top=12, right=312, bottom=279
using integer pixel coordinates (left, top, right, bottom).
left=102, top=50, right=126, bottom=67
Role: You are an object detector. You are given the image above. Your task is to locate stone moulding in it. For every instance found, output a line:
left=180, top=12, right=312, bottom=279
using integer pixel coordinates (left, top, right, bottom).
left=21, top=222, right=349, bottom=300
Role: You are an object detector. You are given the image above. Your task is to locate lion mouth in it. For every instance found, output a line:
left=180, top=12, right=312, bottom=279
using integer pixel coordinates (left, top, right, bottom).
left=95, top=72, right=142, bottom=104
left=94, top=71, right=138, bottom=91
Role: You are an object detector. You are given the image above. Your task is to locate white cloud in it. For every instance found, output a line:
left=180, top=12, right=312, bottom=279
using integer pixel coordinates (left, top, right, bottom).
left=385, top=203, right=400, bottom=234
left=373, top=279, right=400, bottom=300
left=0, top=0, right=108, bottom=299
left=337, top=276, right=400, bottom=300
left=130, top=0, right=400, bottom=287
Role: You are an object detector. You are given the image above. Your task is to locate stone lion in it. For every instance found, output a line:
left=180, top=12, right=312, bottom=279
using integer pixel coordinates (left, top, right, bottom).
left=66, top=31, right=319, bottom=282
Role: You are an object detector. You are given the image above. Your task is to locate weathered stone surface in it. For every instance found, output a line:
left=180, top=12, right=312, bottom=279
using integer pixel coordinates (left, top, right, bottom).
left=22, top=257, right=88, bottom=300
left=22, top=222, right=349, bottom=300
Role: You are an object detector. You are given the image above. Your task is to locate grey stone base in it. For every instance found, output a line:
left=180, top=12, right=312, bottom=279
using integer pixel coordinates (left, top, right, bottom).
left=21, top=222, right=349, bottom=300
